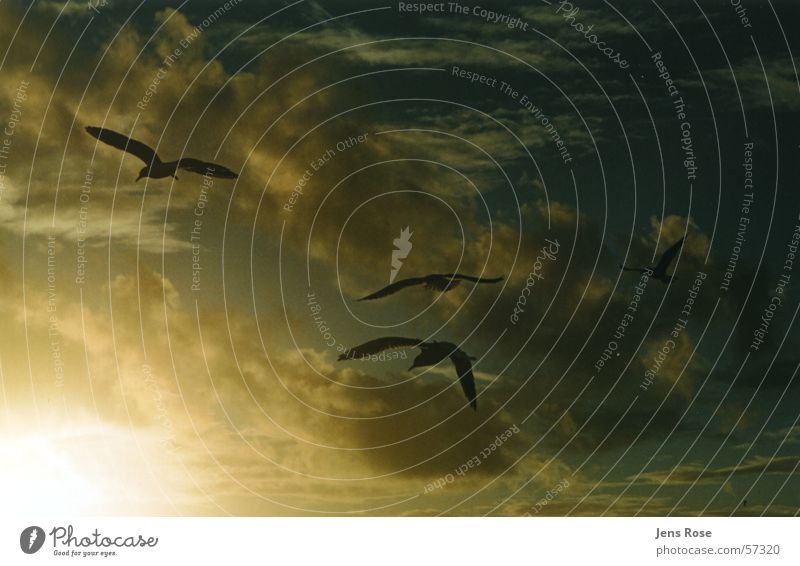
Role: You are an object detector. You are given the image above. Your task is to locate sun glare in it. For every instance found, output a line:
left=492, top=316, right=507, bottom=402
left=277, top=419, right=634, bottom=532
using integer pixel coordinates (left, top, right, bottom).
left=0, top=426, right=175, bottom=516
left=0, top=433, right=104, bottom=516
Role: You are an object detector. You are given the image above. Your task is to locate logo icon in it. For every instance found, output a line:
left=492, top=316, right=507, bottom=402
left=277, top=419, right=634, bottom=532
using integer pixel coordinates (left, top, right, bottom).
left=20, top=526, right=45, bottom=554
left=389, top=226, right=413, bottom=283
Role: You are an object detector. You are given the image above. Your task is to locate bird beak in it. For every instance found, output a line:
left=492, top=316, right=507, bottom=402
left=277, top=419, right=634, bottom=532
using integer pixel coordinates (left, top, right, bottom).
left=135, top=175, right=142, bottom=182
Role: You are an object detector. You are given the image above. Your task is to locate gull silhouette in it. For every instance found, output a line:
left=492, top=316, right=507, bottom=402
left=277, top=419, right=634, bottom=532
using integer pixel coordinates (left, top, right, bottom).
left=85, top=126, right=238, bottom=181
left=358, top=273, right=503, bottom=301
left=620, top=236, right=685, bottom=283
left=338, top=337, right=478, bottom=410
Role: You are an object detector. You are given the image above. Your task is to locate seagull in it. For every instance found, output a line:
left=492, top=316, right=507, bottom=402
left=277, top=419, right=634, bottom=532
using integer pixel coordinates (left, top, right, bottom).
left=85, top=126, right=238, bottom=181
left=358, top=273, right=503, bottom=301
left=620, top=236, right=685, bottom=283
left=338, top=337, right=478, bottom=410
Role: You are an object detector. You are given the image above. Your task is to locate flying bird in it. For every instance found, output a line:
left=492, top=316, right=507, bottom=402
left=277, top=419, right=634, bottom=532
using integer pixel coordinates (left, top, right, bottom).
left=85, top=126, right=238, bottom=181
left=338, top=337, right=478, bottom=410
left=358, top=273, right=503, bottom=301
left=620, top=236, right=685, bottom=283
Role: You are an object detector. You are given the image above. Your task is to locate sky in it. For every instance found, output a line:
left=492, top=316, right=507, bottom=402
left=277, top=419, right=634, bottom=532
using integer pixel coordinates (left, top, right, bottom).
left=0, top=0, right=798, bottom=516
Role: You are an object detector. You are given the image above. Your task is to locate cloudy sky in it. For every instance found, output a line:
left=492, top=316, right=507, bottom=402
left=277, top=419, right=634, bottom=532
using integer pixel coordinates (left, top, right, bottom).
left=0, top=0, right=798, bottom=516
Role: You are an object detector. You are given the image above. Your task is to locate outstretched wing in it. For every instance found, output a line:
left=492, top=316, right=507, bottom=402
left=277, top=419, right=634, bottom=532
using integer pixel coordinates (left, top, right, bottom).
left=619, top=264, right=651, bottom=274
left=357, top=276, right=427, bottom=301
left=450, top=351, right=477, bottom=411
left=654, top=237, right=685, bottom=273
left=448, top=274, right=504, bottom=284
left=338, top=337, right=423, bottom=360
left=177, top=158, right=238, bottom=179
left=85, top=126, right=159, bottom=165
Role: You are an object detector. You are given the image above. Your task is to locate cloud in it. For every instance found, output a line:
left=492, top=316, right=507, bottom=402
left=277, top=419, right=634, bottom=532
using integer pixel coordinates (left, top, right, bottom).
left=632, top=455, right=799, bottom=485
left=1, top=0, right=799, bottom=517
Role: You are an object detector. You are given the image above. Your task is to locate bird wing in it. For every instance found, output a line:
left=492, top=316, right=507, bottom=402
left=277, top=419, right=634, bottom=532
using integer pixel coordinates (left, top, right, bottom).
left=177, top=158, right=238, bottom=179
left=619, top=264, right=651, bottom=274
left=85, top=126, right=159, bottom=165
left=338, top=337, right=423, bottom=360
left=357, top=276, right=427, bottom=301
left=447, top=273, right=504, bottom=284
left=450, top=351, right=477, bottom=411
left=654, top=237, right=685, bottom=273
